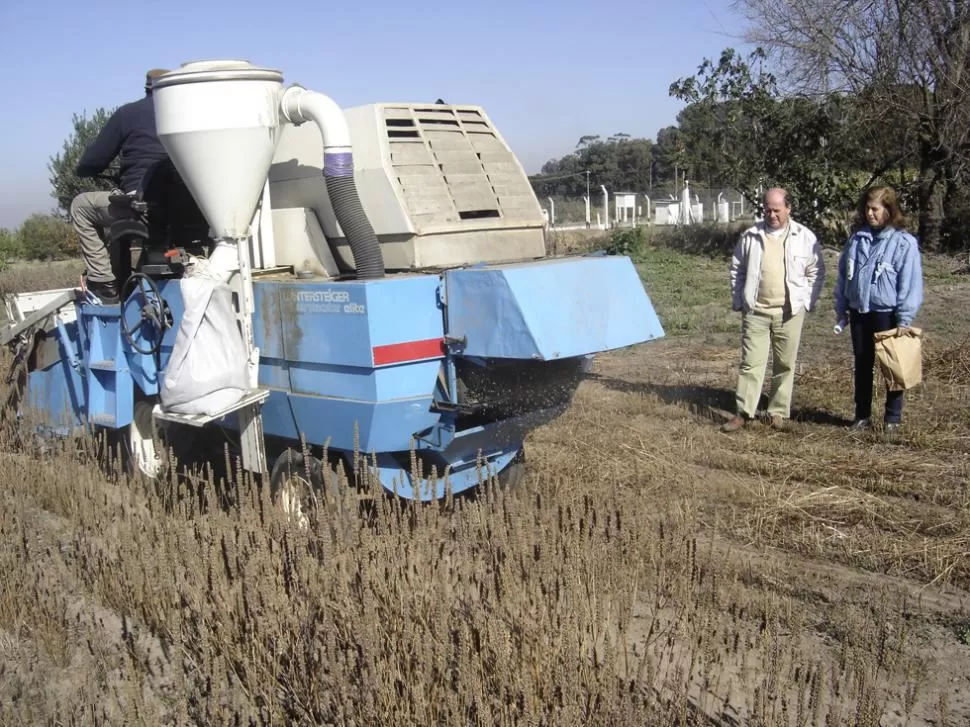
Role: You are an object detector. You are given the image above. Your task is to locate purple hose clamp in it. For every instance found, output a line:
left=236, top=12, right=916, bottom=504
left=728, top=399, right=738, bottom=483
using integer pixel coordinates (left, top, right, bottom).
left=323, top=151, right=354, bottom=178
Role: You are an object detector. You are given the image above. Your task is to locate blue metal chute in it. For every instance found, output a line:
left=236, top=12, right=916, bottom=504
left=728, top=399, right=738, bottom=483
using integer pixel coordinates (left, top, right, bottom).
left=443, top=254, right=665, bottom=360
left=368, top=448, right=520, bottom=501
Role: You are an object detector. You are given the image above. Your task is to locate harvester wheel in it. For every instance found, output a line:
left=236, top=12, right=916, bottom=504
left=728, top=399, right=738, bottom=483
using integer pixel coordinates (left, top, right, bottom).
left=127, top=399, right=164, bottom=479
left=270, top=448, right=324, bottom=530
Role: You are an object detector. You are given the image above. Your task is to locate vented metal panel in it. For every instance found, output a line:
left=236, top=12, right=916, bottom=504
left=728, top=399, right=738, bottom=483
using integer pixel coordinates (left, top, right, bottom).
left=269, top=101, right=547, bottom=272
left=382, top=106, right=538, bottom=229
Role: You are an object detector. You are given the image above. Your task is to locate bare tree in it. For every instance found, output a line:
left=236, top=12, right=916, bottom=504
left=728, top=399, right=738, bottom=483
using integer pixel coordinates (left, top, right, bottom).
left=734, top=0, right=970, bottom=249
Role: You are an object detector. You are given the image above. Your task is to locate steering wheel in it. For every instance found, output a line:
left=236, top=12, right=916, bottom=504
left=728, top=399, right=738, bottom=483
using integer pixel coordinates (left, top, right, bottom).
left=120, top=273, right=171, bottom=356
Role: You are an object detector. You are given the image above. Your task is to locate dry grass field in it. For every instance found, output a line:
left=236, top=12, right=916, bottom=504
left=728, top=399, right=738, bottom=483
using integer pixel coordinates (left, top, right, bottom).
left=0, top=242, right=967, bottom=725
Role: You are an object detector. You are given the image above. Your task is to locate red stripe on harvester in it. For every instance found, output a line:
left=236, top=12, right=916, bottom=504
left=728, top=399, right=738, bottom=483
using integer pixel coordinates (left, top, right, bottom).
left=372, top=337, right=446, bottom=366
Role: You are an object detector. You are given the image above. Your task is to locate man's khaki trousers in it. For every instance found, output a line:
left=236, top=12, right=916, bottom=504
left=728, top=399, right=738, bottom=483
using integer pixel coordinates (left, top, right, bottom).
left=70, top=191, right=143, bottom=284
left=734, top=307, right=805, bottom=419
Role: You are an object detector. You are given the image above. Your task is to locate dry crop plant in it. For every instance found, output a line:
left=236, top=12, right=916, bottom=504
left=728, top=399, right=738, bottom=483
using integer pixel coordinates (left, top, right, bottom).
left=0, top=342, right=942, bottom=726
left=0, top=260, right=83, bottom=299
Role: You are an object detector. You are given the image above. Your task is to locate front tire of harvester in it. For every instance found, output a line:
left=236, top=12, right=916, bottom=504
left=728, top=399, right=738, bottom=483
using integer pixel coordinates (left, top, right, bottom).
left=270, top=448, right=323, bottom=530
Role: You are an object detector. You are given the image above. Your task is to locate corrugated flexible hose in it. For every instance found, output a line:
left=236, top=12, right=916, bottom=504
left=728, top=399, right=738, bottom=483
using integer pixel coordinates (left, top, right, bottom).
left=324, top=152, right=385, bottom=279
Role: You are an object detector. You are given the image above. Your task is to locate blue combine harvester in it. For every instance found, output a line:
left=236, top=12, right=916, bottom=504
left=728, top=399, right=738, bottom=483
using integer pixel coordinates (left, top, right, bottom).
left=1, top=61, right=664, bottom=513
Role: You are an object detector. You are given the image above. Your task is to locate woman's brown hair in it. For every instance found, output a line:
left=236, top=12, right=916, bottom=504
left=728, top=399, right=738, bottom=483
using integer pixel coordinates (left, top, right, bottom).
left=854, top=185, right=908, bottom=231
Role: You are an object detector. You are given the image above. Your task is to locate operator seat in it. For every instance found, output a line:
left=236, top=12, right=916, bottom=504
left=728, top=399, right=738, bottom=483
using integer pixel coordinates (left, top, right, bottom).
left=107, top=159, right=209, bottom=280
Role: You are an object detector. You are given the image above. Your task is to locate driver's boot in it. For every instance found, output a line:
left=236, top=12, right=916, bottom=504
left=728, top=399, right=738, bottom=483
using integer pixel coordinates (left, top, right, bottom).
left=88, top=279, right=120, bottom=305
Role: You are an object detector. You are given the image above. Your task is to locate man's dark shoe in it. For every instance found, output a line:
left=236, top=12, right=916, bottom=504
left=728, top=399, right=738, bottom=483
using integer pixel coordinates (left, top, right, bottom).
left=847, top=418, right=871, bottom=431
left=720, top=415, right=747, bottom=433
left=88, top=280, right=120, bottom=305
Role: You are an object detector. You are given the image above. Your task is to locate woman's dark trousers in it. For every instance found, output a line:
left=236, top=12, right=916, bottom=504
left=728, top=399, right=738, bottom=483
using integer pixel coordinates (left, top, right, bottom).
left=849, top=309, right=903, bottom=423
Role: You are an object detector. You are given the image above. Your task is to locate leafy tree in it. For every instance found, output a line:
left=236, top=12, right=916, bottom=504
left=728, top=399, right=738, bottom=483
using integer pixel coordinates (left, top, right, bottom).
left=613, top=136, right=652, bottom=191
left=531, top=135, right=654, bottom=197
left=651, top=126, right=688, bottom=194
left=735, top=0, right=970, bottom=250
left=669, top=47, right=863, bottom=242
left=0, top=228, right=20, bottom=271
left=0, top=228, right=21, bottom=258
left=48, top=108, right=117, bottom=218
left=17, top=214, right=77, bottom=261
left=669, top=48, right=779, bottom=195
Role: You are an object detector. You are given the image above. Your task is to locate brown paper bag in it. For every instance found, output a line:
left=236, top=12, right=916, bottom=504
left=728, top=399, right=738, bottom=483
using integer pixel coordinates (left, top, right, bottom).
left=873, top=327, right=923, bottom=391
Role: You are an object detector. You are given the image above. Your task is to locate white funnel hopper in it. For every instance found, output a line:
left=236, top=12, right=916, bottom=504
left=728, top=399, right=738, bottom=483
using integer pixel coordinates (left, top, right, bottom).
left=152, top=60, right=285, bottom=239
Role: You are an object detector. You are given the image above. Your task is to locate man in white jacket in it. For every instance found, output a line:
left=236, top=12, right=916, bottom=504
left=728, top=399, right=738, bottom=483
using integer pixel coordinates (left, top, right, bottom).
left=721, top=188, right=825, bottom=432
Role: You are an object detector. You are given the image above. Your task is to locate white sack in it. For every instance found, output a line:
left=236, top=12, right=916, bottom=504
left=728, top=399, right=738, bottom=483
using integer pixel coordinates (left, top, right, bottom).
left=159, top=260, right=248, bottom=415
left=207, top=240, right=239, bottom=282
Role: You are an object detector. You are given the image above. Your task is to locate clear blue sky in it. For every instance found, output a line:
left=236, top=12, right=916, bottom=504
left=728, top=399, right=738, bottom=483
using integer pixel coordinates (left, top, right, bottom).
left=0, top=0, right=748, bottom=229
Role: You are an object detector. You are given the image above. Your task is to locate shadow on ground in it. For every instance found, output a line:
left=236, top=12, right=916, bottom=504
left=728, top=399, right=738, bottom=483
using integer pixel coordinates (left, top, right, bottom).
left=789, top=407, right=853, bottom=427
left=587, top=373, right=854, bottom=428
left=586, top=373, right=734, bottom=418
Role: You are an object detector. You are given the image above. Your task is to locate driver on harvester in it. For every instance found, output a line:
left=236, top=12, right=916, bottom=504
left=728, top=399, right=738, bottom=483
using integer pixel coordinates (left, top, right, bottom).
left=71, top=68, right=170, bottom=305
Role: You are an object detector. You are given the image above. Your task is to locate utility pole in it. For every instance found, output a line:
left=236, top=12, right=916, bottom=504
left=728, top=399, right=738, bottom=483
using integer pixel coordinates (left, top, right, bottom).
left=585, top=170, right=591, bottom=229
left=600, top=185, right=609, bottom=231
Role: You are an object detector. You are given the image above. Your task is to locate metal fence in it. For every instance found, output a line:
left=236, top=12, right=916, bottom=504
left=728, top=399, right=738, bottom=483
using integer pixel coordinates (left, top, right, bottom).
left=532, top=184, right=754, bottom=230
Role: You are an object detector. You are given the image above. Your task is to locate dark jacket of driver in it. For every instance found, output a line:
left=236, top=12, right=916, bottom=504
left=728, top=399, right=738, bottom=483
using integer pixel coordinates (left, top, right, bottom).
left=76, top=95, right=168, bottom=195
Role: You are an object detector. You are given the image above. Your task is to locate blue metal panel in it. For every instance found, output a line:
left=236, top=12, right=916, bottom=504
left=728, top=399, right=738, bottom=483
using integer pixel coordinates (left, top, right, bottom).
left=19, top=316, right=84, bottom=432
left=259, top=389, right=299, bottom=440
left=287, top=362, right=378, bottom=400
left=374, top=360, right=441, bottom=400
left=25, top=360, right=86, bottom=432
left=268, top=275, right=444, bottom=369
left=359, top=275, right=444, bottom=349
left=257, top=361, right=291, bottom=390
left=277, top=281, right=377, bottom=368
left=253, top=282, right=286, bottom=360
left=78, top=304, right=133, bottom=428
left=445, top=255, right=665, bottom=360
left=253, top=275, right=446, bottom=452
left=287, top=393, right=439, bottom=452
left=285, top=359, right=441, bottom=401
left=128, top=352, right=159, bottom=396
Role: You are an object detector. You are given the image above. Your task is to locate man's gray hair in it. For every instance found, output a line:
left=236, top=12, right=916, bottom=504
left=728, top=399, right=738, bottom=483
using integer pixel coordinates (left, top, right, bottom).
left=763, top=187, right=791, bottom=208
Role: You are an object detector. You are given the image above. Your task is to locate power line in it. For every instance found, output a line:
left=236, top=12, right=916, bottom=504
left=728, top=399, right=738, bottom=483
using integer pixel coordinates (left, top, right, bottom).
left=528, top=170, right=591, bottom=183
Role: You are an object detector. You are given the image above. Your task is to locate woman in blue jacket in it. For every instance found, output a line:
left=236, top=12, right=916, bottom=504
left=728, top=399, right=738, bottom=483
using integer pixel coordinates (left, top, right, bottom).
left=835, top=186, right=923, bottom=431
